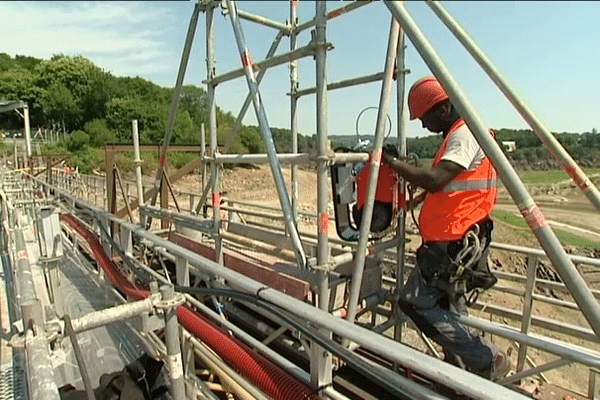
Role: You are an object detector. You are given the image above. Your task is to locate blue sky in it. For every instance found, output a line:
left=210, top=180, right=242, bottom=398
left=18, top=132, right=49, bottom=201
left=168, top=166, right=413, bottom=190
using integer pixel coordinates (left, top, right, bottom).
left=1, top=1, right=599, bottom=139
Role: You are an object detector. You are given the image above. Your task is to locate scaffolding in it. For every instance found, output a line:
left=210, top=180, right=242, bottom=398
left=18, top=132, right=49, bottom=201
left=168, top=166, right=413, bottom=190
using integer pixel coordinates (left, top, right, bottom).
left=6, top=1, right=600, bottom=399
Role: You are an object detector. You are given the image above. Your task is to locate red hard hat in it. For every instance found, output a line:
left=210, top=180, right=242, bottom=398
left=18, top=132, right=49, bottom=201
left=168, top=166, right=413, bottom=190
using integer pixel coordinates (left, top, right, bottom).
left=407, top=76, right=449, bottom=120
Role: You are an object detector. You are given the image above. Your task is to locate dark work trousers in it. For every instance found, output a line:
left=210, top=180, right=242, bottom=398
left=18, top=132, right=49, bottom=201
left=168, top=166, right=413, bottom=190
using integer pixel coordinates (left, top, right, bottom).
left=398, top=235, right=498, bottom=372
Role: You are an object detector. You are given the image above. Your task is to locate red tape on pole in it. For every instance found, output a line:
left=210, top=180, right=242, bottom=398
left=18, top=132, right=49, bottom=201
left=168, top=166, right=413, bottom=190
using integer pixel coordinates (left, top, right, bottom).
left=159, top=154, right=166, bottom=168
left=563, top=164, right=590, bottom=191
left=318, top=213, right=329, bottom=234
left=520, top=204, right=547, bottom=230
left=16, top=250, right=27, bottom=261
left=212, top=193, right=221, bottom=208
left=242, top=52, right=252, bottom=68
left=373, top=148, right=382, bottom=164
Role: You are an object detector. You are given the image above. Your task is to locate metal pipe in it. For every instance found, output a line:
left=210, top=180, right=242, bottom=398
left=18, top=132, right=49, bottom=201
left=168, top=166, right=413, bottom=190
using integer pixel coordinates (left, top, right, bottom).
left=209, top=44, right=318, bottom=87
left=69, top=297, right=153, bottom=333
left=222, top=31, right=285, bottom=154
left=426, top=0, right=600, bottom=213
left=207, top=4, right=223, bottom=265
left=220, top=231, right=297, bottom=262
left=160, top=285, right=185, bottom=400
left=63, top=314, right=96, bottom=400
left=214, top=152, right=368, bottom=165
left=295, top=71, right=387, bottom=98
left=313, top=1, right=333, bottom=388
left=225, top=0, right=307, bottom=269
left=295, top=0, right=374, bottom=34
left=15, top=227, right=43, bottom=329
left=518, top=255, right=537, bottom=373
left=290, top=0, right=299, bottom=225
left=501, top=358, right=570, bottom=386
left=383, top=0, right=600, bottom=340
left=146, top=3, right=200, bottom=228
left=491, top=242, right=600, bottom=267
left=132, top=120, right=145, bottom=227
left=23, top=104, right=32, bottom=160
left=236, top=8, right=291, bottom=34
left=200, top=123, right=206, bottom=210
left=458, top=314, right=600, bottom=370
left=25, top=329, right=60, bottom=400
left=344, top=16, right=400, bottom=337
left=188, top=333, right=271, bottom=400
left=394, top=14, right=409, bottom=343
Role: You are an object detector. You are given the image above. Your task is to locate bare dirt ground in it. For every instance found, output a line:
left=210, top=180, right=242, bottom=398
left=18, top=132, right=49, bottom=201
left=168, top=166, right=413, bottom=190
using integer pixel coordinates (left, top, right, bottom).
left=172, top=165, right=600, bottom=399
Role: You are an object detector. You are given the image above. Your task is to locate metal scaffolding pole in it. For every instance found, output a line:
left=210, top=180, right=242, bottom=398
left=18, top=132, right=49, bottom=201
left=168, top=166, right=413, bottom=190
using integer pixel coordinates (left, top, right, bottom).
left=296, top=0, right=375, bottom=34
left=426, top=0, right=600, bottom=213
left=236, top=8, right=291, bottom=34
left=290, top=0, right=299, bottom=225
left=313, top=0, right=332, bottom=392
left=206, top=3, right=223, bottom=265
left=209, top=44, right=318, bottom=87
left=394, top=14, right=408, bottom=343
left=224, top=0, right=307, bottom=269
left=222, top=31, right=285, bottom=154
left=384, top=0, right=600, bottom=339
left=132, top=120, right=145, bottom=226
left=344, top=16, right=400, bottom=337
left=146, top=3, right=200, bottom=229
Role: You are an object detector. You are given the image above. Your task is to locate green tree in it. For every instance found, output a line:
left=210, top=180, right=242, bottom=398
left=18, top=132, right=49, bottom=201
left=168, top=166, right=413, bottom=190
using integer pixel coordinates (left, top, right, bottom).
left=14, top=55, right=42, bottom=72
left=67, top=130, right=89, bottom=151
left=39, top=82, right=82, bottom=131
left=172, top=109, right=199, bottom=144
left=35, top=55, right=105, bottom=131
left=179, top=85, right=208, bottom=128
left=84, top=119, right=117, bottom=147
left=0, top=53, right=14, bottom=73
left=105, top=97, right=165, bottom=142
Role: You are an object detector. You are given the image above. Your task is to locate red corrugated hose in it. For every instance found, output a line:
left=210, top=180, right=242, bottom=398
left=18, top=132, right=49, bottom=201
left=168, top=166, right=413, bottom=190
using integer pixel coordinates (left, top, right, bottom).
left=60, top=214, right=321, bottom=400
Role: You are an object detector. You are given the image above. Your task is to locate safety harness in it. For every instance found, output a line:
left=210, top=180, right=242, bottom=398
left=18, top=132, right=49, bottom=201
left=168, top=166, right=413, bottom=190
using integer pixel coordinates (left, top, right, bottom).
left=428, top=219, right=497, bottom=305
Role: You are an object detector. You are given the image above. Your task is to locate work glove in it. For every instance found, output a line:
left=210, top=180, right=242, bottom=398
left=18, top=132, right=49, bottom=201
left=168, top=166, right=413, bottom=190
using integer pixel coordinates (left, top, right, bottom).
left=382, top=144, right=399, bottom=164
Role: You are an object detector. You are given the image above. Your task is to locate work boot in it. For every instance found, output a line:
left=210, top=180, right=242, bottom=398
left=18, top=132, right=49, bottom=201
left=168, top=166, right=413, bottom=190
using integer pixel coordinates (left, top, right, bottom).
left=475, top=351, right=511, bottom=381
left=443, top=349, right=466, bottom=369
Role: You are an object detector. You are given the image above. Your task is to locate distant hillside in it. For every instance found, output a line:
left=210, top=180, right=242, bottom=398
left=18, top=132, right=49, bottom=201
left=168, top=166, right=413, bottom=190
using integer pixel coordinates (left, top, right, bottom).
left=331, top=128, right=600, bottom=170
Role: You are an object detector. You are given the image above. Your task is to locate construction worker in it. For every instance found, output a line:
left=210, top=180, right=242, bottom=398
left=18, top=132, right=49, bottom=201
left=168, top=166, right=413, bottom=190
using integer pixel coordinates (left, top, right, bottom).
left=382, top=76, right=510, bottom=380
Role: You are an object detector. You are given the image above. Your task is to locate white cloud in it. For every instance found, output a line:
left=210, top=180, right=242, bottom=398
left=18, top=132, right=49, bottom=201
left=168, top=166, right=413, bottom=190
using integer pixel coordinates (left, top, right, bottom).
left=0, top=1, right=184, bottom=82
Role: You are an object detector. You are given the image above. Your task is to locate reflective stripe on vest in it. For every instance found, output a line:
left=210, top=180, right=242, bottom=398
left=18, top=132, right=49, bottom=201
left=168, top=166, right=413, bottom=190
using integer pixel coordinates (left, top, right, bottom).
left=442, top=178, right=497, bottom=192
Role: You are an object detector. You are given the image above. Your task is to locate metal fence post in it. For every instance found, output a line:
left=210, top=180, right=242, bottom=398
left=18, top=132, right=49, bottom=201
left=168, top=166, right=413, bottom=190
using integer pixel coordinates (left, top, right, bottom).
left=518, top=255, right=537, bottom=373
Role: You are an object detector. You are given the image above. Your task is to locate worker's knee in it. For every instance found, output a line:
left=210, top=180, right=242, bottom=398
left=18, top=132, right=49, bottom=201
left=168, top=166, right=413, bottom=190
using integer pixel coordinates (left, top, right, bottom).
left=397, top=296, right=415, bottom=318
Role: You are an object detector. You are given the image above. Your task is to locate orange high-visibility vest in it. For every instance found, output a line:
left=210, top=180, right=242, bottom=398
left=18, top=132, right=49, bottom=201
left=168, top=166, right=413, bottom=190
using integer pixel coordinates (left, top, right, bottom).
left=419, top=120, right=497, bottom=242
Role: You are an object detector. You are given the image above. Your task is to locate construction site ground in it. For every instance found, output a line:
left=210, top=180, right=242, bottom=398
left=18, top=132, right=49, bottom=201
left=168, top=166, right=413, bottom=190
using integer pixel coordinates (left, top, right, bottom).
left=168, top=164, right=600, bottom=399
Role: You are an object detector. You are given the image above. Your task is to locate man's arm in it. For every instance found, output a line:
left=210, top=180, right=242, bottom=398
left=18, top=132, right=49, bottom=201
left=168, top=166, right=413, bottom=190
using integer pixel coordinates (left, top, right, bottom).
left=383, top=152, right=464, bottom=193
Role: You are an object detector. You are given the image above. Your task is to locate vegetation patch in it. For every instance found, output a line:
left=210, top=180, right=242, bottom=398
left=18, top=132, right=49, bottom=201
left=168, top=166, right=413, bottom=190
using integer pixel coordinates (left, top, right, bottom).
left=491, top=209, right=599, bottom=249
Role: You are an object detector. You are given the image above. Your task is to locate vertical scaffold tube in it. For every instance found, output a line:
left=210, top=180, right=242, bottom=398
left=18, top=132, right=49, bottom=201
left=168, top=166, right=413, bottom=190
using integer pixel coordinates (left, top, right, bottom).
left=225, top=0, right=307, bottom=269
left=426, top=0, right=600, bottom=213
left=290, top=0, right=299, bottom=225
left=160, top=285, right=185, bottom=400
left=132, top=120, right=145, bottom=227
left=344, top=16, right=400, bottom=337
left=313, top=0, right=332, bottom=391
left=206, top=3, right=223, bottom=265
left=394, top=13, right=408, bottom=342
left=384, top=0, right=600, bottom=340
